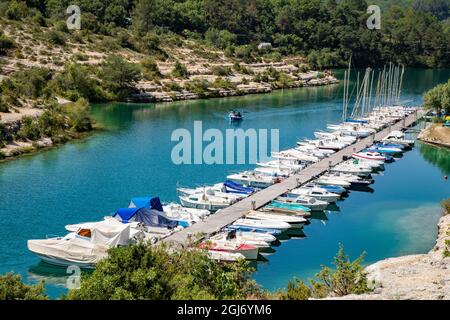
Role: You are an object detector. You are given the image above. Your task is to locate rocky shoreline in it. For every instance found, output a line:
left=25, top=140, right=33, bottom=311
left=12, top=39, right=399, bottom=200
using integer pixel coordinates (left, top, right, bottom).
left=329, top=211, right=450, bottom=300
left=418, top=123, right=450, bottom=149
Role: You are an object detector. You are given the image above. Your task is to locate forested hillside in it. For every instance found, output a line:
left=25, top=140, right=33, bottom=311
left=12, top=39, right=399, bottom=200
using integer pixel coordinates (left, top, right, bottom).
left=0, top=0, right=449, bottom=68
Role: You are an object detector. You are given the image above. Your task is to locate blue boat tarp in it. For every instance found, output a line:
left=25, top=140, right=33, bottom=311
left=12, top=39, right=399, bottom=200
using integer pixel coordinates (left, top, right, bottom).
left=129, top=197, right=164, bottom=212
left=114, top=207, right=178, bottom=229
left=224, top=181, right=254, bottom=194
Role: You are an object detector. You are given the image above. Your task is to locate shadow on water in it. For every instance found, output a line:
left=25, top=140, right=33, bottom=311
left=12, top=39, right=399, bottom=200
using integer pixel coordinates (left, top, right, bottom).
left=348, top=185, right=375, bottom=193
left=325, top=203, right=341, bottom=213
left=27, top=261, right=93, bottom=288
left=310, top=211, right=328, bottom=221
left=418, top=142, right=450, bottom=175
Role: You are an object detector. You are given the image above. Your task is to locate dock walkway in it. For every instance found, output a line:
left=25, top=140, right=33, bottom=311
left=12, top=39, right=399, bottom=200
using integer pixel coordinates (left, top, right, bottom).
left=164, top=110, right=422, bottom=245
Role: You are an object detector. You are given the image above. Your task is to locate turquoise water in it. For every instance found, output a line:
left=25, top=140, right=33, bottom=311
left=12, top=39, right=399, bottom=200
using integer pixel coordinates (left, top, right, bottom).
left=0, top=69, right=449, bottom=298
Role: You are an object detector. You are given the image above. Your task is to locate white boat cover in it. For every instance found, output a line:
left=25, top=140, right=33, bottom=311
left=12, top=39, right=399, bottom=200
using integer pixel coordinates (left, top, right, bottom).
left=28, top=219, right=131, bottom=266
left=27, top=237, right=109, bottom=265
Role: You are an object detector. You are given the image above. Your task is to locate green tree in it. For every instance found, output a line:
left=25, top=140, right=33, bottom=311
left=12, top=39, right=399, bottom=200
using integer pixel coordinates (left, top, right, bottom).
left=100, top=55, right=141, bottom=98
left=0, top=32, right=15, bottom=55
left=64, top=98, right=93, bottom=132
left=312, top=244, right=370, bottom=297
left=66, top=243, right=260, bottom=300
left=424, top=79, right=450, bottom=113
left=0, top=273, right=47, bottom=300
left=171, top=60, right=189, bottom=78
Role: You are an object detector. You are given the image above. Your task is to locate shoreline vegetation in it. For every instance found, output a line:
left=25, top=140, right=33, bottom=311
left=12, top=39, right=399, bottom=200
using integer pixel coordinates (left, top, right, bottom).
left=419, top=79, right=450, bottom=148
left=1, top=0, right=449, bottom=160
left=2, top=199, right=449, bottom=300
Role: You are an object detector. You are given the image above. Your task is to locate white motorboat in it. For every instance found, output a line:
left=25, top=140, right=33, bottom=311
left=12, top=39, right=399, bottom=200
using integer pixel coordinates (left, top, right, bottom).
left=198, top=240, right=259, bottom=260
left=209, top=232, right=271, bottom=249
left=227, top=230, right=277, bottom=243
left=272, top=149, right=321, bottom=163
left=244, top=210, right=307, bottom=224
left=383, top=131, right=414, bottom=147
left=287, top=187, right=340, bottom=203
left=163, top=203, right=211, bottom=221
left=207, top=250, right=246, bottom=262
left=254, top=166, right=291, bottom=177
left=314, top=131, right=357, bottom=144
left=179, top=193, right=235, bottom=212
left=276, top=196, right=329, bottom=211
left=314, top=177, right=351, bottom=188
left=302, top=139, right=346, bottom=151
left=28, top=219, right=137, bottom=268
left=232, top=218, right=291, bottom=231
left=227, top=171, right=282, bottom=189
left=177, top=186, right=245, bottom=201
left=352, top=151, right=387, bottom=162
left=323, top=172, right=373, bottom=185
left=330, top=162, right=372, bottom=177
left=256, top=160, right=305, bottom=173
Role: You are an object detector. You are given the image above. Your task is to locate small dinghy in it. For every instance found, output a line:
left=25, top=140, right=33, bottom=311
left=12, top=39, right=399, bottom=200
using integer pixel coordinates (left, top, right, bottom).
left=229, top=110, right=243, bottom=121
left=232, top=218, right=292, bottom=231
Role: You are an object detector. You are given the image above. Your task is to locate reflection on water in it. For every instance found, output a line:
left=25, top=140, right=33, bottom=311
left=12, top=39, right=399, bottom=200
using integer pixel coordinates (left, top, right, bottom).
left=418, top=142, right=450, bottom=175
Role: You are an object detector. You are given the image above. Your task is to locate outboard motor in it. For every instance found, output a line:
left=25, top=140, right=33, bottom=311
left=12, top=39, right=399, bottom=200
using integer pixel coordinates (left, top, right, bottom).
left=226, top=230, right=237, bottom=240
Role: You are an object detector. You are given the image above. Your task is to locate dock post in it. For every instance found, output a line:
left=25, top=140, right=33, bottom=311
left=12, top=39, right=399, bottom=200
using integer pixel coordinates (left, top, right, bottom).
left=251, top=200, right=256, bottom=210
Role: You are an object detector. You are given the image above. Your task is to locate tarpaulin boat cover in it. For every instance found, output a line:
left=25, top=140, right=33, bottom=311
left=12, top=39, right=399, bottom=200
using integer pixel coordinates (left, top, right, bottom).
left=90, top=219, right=131, bottom=247
left=128, top=197, right=164, bottom=212
left=224, top=181, right=254, bottom=194
left=114, top=207, right=178, bottom=229
left=27, top=237, right=108, bottom=266
left=27, top=219, right=131, bottom=266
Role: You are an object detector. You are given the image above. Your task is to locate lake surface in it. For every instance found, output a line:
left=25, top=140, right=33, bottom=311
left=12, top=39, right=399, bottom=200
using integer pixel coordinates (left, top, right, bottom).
left=0, top=69, right=449, bottom=298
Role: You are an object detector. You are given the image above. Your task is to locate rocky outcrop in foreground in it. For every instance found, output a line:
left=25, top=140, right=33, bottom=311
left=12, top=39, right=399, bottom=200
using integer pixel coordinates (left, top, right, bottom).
left=331, top=214, right=450, bottom=300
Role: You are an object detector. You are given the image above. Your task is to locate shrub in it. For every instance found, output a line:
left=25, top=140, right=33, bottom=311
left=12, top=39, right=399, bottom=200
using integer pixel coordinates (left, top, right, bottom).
left=205, top=28, right=237, bottom=49
left=276, top=244, right=371, bottom=299
left=141, top=58, right=162, bottom=80
left=46, top=30, right=66, bottom=46
left=5, top=1, right=29, bottom=21
left=163, top=81, right=182, bottom=92
left=277, top=278, right=311, bottom=300
left=50, top=63, right=107, bottom=102
left=0, top=32, right=15, bottom=55
left=212, top=77, right=236, bottom=90
left=185, top=79, right=210, bottom=97
left=17, top=116, right=41, bottom=141
left=0, top=273, right=47, bottom=300
left=66, top=243, right=260, bottom=300
left=235, top=45, right=254, bottom=63
left=64, top=98, right=93, bottom=132
left=211, top=66, right=232, bottom=77
left=171, top=60, right=188, bottom=78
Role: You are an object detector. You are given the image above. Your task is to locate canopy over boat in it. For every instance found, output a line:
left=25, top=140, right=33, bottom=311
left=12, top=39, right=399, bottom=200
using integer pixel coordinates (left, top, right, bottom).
left=113, top=206, right=178, bottom=229
left=128, top=196, right=164, bottom=211
left=223, top=180, right=254, bottom=194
